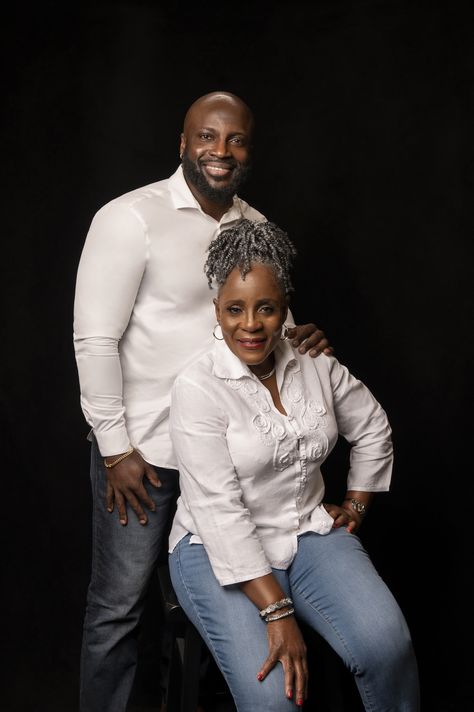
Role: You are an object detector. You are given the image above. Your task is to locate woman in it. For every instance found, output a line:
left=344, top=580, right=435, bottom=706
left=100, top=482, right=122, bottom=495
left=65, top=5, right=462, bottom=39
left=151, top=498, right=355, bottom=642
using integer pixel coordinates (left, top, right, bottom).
left=168, top=219, right=419, bottom=711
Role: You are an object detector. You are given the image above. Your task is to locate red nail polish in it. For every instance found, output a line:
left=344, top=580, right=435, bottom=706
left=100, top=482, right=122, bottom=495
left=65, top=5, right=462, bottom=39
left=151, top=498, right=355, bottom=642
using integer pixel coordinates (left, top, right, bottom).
left=297, top=699, right=303, bottom=707
left=257, top=672, right=263, bottom=681
left=287, top=689, right=293, bottom=699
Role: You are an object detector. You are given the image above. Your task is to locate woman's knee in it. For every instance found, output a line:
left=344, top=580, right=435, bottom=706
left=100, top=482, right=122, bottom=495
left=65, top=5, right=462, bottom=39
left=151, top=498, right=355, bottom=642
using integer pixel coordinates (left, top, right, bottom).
left=230, top=667, right=295, bottom=712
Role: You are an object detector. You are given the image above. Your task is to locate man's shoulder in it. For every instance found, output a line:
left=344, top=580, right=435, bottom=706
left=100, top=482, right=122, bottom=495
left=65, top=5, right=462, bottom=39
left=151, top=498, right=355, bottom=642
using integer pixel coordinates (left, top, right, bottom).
left=94, top=174, right=175, bottom=219
left=236, top=197, right=266, bottom=223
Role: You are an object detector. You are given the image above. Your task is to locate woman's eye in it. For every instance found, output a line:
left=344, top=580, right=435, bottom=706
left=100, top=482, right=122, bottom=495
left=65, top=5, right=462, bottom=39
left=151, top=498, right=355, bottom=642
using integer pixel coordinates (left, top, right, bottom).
left=259, top=306, right=274, bottom=314
left=227, top=306, right=241, bottom=314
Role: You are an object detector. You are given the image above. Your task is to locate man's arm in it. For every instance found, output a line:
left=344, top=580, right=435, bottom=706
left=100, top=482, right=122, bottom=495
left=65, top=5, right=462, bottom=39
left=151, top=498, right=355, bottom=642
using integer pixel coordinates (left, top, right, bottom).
left=74, top=202, right=160, bottom=525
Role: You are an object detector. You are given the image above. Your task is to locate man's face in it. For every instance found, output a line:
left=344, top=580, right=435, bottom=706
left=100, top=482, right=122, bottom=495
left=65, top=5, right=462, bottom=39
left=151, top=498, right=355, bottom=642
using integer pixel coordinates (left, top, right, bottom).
left=180, top=101, right=253, bottom=205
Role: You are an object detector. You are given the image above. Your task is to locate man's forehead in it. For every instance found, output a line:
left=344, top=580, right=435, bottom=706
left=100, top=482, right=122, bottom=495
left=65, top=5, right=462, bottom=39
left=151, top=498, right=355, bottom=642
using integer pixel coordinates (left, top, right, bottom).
left=184, top=97, right=253, bottom=133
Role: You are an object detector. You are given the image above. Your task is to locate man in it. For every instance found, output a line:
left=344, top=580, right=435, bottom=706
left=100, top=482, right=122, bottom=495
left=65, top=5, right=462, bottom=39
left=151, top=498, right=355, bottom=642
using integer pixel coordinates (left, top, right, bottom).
left=74, top=91, right=331, bottom=712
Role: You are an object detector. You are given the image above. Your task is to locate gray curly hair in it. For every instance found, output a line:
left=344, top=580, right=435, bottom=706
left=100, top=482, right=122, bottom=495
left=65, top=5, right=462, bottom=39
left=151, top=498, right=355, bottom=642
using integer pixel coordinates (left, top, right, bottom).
left=204, top=219, right=297, bottom=294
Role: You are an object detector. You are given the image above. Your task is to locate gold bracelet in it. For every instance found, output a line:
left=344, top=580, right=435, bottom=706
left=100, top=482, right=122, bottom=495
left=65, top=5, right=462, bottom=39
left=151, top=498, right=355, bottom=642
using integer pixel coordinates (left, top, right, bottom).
left=104, top=447, right=135, bottom=469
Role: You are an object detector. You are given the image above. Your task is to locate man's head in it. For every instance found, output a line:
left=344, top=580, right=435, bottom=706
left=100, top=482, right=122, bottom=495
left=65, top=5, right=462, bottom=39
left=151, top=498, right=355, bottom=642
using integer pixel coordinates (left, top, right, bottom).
left=180, top=92, right=254, bottom=207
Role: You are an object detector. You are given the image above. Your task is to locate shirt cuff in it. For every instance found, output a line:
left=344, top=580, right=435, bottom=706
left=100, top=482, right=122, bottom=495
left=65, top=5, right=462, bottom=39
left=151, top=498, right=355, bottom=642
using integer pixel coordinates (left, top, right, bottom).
left=94, top=428, right=132, bottom=458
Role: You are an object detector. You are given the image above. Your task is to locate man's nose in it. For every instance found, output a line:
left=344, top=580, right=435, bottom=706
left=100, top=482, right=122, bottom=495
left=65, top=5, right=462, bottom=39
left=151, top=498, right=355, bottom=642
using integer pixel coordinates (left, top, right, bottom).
left=210, top=138, right=230, bottom=157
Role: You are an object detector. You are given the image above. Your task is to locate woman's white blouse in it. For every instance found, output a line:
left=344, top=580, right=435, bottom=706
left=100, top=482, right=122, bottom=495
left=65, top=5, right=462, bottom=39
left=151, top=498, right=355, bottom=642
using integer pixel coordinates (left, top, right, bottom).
left=169, top=339, right=393, bottom=586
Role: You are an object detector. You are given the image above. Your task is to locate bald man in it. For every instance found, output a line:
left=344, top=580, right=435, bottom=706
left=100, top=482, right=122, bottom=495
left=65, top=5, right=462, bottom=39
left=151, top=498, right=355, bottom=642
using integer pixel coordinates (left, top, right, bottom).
left=74, top=92, right=330, bottom=712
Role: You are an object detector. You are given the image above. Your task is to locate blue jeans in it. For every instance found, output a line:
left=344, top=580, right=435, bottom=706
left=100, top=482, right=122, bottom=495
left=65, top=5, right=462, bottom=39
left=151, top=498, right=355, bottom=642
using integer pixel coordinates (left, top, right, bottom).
left=169, top=529, right=420, bottom=712
left=80, top=440, right=179, bottom=712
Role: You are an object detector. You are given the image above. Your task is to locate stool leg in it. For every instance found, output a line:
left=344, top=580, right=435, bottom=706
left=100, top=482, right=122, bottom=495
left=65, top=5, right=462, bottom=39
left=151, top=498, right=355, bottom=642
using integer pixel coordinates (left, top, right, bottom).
left=164, top=635, right=183, bottom=712
left=180, top=623, right=203, bottom=712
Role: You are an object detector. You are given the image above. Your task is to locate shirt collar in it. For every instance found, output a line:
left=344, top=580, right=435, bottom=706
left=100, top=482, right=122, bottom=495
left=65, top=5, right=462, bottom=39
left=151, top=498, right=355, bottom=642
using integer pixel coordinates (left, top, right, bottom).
left=168, top=165, right=246, bottom=224
left=212, top=337, right=299, bottom=381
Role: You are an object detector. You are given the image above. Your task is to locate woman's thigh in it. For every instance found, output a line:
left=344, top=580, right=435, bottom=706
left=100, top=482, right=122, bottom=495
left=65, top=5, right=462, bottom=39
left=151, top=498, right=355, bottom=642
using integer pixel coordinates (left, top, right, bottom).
left=169, top=536, right=295, bottom=712
left=289, top=528, right=419, bottom=710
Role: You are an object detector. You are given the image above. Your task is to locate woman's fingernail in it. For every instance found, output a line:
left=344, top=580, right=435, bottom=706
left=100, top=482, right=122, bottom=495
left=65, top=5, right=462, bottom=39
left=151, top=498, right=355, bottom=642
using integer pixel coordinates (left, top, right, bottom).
left=287, top=689, right=293, bottom=699
left=257, top=672, right=263, bottom=681
left=297, top=699, right=303, bottom=707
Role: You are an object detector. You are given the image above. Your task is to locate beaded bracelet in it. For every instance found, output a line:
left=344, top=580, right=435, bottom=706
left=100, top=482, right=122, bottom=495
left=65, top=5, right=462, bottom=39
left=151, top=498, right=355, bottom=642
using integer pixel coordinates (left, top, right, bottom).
left=266, top=608, right=295, bottom=623
left=259, top=597, right=293, bottom=619
left=104, top=446, right=135, bottom=469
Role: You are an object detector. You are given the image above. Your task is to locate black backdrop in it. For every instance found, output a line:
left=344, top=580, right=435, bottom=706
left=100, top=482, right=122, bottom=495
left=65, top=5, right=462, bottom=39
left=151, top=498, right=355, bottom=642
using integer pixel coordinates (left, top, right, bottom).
left=3, top=1, right=473, bottom=710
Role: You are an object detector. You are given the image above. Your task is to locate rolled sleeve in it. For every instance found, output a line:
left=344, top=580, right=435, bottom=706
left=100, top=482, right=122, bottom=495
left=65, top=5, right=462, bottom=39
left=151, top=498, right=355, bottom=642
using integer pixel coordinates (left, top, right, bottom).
left=170, top=375, right=272, bottom=586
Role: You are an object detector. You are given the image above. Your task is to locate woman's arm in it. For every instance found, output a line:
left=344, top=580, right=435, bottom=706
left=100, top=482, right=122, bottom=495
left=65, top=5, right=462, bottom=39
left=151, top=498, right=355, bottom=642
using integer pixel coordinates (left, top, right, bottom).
left=241, top=574, right=308, bottom=706
left=323, top=356, right=393, bottom=532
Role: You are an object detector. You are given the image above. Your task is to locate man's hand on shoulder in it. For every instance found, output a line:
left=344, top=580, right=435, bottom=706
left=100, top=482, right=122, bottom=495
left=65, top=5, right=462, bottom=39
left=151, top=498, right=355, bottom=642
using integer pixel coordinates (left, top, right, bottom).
left=287, top=324, right=334, bottom=358
left=104, top=451, right=161, bottom=526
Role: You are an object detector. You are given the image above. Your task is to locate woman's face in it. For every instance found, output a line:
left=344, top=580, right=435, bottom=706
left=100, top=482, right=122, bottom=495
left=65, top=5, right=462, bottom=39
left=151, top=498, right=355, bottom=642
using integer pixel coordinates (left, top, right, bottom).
left=214, top=262, right=288, bottom=370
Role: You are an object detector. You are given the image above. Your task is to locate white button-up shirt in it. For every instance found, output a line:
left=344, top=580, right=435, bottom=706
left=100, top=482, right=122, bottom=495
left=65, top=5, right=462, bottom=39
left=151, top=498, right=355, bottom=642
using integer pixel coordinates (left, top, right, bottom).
left=73, top=166, right=264, bottom=466
left=169, top=339, right=393, bottom=586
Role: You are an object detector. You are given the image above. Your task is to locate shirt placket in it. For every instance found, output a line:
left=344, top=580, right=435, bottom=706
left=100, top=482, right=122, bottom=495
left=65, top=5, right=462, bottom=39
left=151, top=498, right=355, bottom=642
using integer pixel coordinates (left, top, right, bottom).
left=287, top=413, right=307, bottom=532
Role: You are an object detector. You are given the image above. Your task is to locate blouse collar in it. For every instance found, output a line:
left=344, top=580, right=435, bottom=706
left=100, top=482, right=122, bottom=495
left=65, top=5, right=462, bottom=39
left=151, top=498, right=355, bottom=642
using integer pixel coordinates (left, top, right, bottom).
left=211, top=337, right=299, bottom=381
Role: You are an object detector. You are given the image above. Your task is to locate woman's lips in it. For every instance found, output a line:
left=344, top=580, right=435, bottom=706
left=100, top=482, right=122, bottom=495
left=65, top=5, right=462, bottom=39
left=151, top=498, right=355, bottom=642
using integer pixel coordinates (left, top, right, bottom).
left=237, top=339, right=266, bottom=350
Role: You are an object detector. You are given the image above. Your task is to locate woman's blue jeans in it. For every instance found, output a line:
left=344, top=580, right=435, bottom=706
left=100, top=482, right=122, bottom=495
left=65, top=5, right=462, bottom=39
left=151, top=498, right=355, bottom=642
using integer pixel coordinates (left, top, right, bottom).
left=169, top=528, right=420, bottom=712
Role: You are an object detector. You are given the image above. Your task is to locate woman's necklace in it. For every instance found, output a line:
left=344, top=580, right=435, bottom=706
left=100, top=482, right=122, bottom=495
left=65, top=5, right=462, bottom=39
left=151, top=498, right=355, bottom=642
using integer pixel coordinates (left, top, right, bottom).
left=257, top=365, right=276, bottom=381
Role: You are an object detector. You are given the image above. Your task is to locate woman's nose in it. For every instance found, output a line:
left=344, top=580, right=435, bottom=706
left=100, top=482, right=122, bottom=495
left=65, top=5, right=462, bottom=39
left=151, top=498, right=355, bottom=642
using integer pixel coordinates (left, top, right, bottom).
left=242, top=313, right=263, bottom=331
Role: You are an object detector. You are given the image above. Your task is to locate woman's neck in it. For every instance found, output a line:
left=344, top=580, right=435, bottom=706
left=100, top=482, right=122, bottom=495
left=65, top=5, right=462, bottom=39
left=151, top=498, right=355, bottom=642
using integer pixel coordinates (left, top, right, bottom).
left=249, top=354, right=276, bottom=381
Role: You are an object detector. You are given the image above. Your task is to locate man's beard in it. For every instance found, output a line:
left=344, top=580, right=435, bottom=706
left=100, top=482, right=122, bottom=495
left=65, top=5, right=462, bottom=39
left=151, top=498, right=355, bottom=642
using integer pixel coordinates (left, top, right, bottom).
left=181, top=151, right=252, bottom=205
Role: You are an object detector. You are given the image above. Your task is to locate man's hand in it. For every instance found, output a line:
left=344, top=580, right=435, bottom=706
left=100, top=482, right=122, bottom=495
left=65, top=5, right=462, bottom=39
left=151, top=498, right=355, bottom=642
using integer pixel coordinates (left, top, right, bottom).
left=105, top=451, right=161, bottom=526
left=287, top=324, right=334, bottom=358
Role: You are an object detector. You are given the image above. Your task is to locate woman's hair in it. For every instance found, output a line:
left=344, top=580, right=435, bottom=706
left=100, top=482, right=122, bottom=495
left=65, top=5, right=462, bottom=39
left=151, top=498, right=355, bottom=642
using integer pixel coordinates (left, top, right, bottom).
left=204, top=219, right=297, bottom=294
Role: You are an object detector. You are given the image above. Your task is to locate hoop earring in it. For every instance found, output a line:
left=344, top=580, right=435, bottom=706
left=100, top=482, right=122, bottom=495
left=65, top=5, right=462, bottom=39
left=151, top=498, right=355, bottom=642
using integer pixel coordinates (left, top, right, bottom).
left=213, top=323, right=224, bottom=340
left=280, top=323, right=295, bottom=341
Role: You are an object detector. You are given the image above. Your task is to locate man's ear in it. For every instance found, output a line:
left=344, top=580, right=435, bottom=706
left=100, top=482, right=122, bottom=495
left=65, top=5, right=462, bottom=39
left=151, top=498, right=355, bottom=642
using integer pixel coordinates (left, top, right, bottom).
left=179, top=133, right=185, bottom=159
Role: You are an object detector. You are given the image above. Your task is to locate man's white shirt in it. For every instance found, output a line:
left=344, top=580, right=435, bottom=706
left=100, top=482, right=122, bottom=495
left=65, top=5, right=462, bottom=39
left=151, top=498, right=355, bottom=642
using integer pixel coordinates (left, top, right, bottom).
left=73, top=166, right=265, bottom=466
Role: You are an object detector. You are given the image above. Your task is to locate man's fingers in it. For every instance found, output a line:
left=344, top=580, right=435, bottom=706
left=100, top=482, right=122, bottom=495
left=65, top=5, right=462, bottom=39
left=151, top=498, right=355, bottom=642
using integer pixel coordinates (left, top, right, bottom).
left=135, top=483, right=156, bottom=513
left=290, top=323, right=317, bottom=347
left=124, top=490, right=148, bottom=525
left=145, top=465, right=162, bottom=489
left=115, top=491, right=128, bottom=526
left=106, top=481, right=115, bottom=512
left=305, top=334, right=330, bottom=357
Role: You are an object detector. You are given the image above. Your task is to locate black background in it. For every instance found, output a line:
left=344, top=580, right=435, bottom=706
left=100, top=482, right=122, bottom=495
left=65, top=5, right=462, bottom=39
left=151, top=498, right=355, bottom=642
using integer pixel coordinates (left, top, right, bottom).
left=3, top=1, right=473, bottom=710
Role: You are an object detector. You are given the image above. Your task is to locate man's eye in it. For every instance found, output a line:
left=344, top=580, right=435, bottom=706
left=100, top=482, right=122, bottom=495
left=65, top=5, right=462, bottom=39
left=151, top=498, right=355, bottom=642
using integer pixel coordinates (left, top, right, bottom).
left=200, top=133, right=212, bottom=140
left=231, top=137, right=243, bottom=145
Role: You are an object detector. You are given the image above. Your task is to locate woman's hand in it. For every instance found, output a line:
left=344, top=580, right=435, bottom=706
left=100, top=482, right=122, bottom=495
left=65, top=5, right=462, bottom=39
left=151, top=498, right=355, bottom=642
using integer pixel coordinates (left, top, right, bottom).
left=257, top=615, right=308, bottom=706
left=323, top=502, right=362, bottom=534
